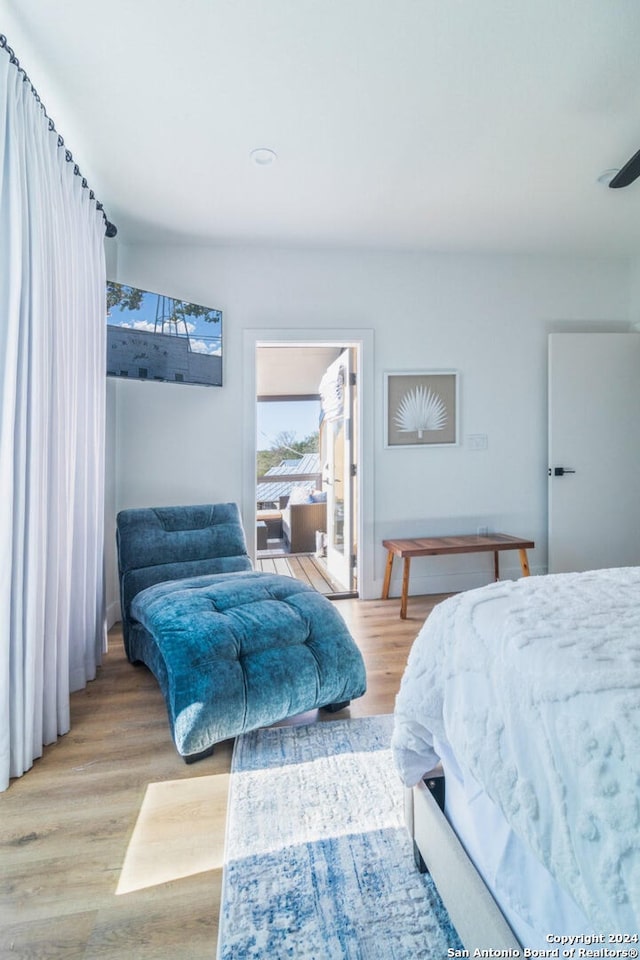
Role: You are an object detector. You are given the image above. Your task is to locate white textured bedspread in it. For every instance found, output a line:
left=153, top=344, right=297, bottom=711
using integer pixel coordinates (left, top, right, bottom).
left=392, top=567, right=640, bottom=934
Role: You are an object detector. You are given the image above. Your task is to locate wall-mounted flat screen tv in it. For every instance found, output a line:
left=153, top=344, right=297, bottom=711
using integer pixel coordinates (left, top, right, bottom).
left=106, top=282, right=223, bottom=386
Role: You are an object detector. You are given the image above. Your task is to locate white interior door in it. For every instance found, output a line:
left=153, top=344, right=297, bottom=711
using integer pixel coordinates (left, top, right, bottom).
left=320, top=350, right=354, bottom=589
left=548, top=333, right=640, bottom=573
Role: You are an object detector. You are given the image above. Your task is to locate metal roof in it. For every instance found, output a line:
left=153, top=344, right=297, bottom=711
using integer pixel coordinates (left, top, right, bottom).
left=264, top=453, right=320, bottom=476
left=257, top=454, right=321, bottom=505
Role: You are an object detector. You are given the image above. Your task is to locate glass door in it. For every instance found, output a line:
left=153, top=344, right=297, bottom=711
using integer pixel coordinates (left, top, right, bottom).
left=322, top=350, right=354, bottom=590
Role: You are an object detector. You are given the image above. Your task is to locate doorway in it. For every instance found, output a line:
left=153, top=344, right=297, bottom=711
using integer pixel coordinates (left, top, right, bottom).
left=254, top=342, right=360, bottom=597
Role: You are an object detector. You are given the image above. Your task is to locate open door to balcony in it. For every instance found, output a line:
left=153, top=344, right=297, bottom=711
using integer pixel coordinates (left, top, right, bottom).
left=254, top=342, right=359, bottom=598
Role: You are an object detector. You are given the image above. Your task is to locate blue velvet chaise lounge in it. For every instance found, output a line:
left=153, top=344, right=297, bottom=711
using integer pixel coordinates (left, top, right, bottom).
left=116, top=502, right=367, bottom=762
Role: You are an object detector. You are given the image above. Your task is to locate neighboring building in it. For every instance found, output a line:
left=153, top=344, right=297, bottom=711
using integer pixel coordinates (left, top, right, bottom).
left=257, top=454, right=321, bottom=509
left=107, top=325, right=222, bottom=386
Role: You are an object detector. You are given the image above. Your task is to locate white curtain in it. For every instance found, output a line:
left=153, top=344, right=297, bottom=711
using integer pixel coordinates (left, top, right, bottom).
left=0, top=50, right=107, bottom=791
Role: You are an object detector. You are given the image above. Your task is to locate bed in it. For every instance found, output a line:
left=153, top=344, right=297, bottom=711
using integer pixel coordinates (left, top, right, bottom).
left=392, top=567, right=640, bottom=950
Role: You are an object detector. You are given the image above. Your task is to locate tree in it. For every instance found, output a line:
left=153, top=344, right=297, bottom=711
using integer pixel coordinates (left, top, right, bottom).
left=106, top=281, right=143, bottom=313
left=257, top=430, right=319, bottom=478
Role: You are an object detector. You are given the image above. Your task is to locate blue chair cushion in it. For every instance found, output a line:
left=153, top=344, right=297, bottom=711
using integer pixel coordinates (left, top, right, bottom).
left=130, top=570, right=367, bottom=759
left=116, top=503, right=253, bottom=660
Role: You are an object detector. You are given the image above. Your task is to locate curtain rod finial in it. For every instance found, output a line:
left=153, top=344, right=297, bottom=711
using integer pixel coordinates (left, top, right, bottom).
left=105, top=221, right=118, bottom=238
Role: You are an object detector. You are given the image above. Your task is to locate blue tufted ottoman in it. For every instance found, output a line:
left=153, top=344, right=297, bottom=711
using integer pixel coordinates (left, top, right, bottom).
left=116, top=503, right=366, bottom=761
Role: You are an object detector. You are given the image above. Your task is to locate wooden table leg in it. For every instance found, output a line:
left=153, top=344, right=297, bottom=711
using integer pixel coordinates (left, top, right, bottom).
left=518, top=549, right=531, bottom=577
left=381, top=550, right=394, bottom=600
left=400, top=557, right=411, bottom=620
left=493, top=551, right=500, bottom=581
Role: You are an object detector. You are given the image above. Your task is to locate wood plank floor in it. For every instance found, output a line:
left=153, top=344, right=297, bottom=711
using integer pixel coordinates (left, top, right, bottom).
left=256, top=551, right=351, bottom=597
left=1, top=594, right=450, bottom=960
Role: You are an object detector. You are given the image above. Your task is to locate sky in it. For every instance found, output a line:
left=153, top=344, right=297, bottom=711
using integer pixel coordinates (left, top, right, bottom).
left=257, top=399, right=320, bottom=450
left=107, top=285, right=222, bottom=356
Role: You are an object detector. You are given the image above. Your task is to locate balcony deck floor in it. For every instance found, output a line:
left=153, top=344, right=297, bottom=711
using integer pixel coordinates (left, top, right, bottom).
left=256, top=543, right=354, bottom=599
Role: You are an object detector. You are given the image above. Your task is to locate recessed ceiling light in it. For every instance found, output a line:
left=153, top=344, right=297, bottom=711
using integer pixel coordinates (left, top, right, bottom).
left=250, top=147, right=277, bottom=167
left=597, top=168, right=620, bottom=186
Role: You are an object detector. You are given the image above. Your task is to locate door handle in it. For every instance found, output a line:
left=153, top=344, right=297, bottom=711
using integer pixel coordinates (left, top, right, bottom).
left=548, top=467, right=576, bottom=477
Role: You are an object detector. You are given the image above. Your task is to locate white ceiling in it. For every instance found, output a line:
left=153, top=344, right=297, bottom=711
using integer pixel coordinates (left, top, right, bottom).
left=5, top=0, right=640, bottom=255
left=257, top=346, right=341, bottom=397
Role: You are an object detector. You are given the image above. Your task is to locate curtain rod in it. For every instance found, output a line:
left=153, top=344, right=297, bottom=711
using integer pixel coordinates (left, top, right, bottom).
left=0, top=33, right=118, bottom=238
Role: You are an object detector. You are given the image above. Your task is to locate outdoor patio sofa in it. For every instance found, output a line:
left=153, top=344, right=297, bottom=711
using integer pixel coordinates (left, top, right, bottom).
left=116, top=502, right=366, bottom=761
left=282, top=499, right=327, bottom=553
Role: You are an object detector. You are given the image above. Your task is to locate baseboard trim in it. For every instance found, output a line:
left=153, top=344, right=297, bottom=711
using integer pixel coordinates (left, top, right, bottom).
left=106, top=600, right=121, bottom=630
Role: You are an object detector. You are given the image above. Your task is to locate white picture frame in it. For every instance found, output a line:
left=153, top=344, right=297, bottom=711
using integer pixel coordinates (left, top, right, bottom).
left=384, top=370, right=459, bottom=448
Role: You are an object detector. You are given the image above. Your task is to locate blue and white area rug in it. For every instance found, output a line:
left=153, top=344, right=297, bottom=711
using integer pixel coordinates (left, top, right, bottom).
left=217, top=714, right=463, bottom=959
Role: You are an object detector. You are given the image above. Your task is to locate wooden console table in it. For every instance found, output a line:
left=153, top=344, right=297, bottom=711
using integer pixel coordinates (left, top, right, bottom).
left=381, top=533, right=534, bottom=619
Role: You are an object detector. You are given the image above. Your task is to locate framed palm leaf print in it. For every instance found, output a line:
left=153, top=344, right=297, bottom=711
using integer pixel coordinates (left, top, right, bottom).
left=384, top=371, right=459, bottom=448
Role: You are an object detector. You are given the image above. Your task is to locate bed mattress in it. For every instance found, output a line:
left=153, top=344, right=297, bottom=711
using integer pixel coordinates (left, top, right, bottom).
left=392, top=567, right=640, bottom=943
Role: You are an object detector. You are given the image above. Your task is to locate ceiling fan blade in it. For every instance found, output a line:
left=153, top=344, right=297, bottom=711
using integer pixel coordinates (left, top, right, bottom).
left=609, top=147, right=640, bottom=188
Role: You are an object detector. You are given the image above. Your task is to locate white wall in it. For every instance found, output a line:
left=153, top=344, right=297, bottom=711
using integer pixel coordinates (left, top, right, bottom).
left=629, top=257, right=640, bottom=327
left=105, top=243, right=630, bottom=620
